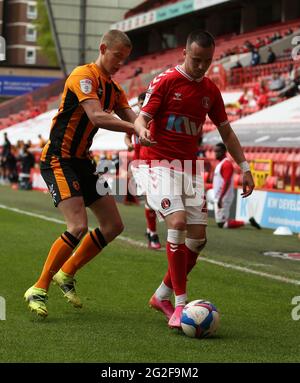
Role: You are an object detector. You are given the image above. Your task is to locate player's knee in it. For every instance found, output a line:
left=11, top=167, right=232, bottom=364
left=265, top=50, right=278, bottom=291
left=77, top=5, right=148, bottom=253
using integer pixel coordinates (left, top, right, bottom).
left=169, top=219, right=186, bottom=231
left=69, top=224, right=88, bottom=240
left=186, top=237, right=207, bottom=254
left=108, top=220, right=124, bottom=239
left=114, top=220, right=124, bottom=236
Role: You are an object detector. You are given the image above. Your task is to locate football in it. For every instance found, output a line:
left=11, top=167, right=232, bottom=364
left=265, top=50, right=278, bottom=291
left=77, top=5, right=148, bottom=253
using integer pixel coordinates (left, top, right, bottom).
left=181, top=299, right=220, bottom=338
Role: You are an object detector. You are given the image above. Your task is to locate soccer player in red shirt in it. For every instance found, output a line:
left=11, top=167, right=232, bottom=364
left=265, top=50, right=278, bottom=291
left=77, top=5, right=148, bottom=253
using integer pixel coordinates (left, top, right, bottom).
left=134, top=30, right=255, bottom=329
left=212, top=142, right=244, bottom=228
left=212, top=142, right=261, bottom=229
left=125, top=92, right=161, bottom=250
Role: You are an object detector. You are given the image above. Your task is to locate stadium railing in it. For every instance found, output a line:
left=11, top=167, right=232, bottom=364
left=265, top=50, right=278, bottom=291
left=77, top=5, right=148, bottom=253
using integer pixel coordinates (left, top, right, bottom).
left=229, top=60, right=300, bottom=87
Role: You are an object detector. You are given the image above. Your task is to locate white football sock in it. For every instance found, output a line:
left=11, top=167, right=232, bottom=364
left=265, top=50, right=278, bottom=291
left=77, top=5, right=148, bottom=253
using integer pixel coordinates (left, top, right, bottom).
left=155, top=282, right=173, bottom=301
left=175, top=294, right=187, bottom=307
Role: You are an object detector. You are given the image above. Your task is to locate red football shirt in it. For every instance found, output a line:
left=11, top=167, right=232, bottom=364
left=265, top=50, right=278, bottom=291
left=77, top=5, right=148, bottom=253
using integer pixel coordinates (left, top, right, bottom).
left=140, top=66, right=228, bottom=164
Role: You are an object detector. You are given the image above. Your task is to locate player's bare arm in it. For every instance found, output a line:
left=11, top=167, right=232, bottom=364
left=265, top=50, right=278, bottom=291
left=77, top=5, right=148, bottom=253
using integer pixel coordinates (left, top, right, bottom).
left=134, top=114, right=156, bottom=146
left=116, top=107, right=137, bottom=124
left=217, top=122, right=255, bottom=198
left=124, top=133, right=134, bottom=151
left=116, top=108, right=137, bottom=151
left=81, top=99, right=135, bottom=135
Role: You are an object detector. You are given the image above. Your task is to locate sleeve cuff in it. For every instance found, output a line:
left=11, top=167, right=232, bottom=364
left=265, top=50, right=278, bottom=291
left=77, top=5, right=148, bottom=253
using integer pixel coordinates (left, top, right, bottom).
left=140, top=111, right=153, bottom=119
left=219, top=120, right=229, bottom=128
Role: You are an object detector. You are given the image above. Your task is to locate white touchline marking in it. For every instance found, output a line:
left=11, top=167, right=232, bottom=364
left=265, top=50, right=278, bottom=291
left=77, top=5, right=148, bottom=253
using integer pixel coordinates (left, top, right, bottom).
left=1, top=204, right=300, bottom=286
left=197, top=257, right=300, bottom=286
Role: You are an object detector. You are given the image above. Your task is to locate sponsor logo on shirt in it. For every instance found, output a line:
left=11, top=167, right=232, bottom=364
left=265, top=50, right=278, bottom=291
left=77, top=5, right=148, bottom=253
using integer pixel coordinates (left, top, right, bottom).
left=166, top=114, right=203, bottom=136
left=80, top=79, right=92, bottom=94
left=173, top=92, right=182, bottom=101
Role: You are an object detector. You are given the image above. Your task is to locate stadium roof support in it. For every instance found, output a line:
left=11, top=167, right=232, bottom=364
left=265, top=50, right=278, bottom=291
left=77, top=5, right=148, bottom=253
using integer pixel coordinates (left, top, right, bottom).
left=44, top=0, right=140, bottom=75
left=45, top=0, right=67, bottom=76
left=79, top=0, right=87, bottom=65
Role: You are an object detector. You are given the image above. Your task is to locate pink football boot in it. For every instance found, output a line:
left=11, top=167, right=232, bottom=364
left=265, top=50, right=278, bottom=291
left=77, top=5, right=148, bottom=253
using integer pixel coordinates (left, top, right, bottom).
left=149, top=294, right=174, bottom=320
left=168, top=305, right=184, bottom=329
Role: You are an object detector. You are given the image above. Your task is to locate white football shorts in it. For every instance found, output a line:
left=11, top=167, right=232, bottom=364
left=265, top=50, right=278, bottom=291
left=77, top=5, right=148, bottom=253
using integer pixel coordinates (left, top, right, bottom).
left=213, top=199, right=233, bottom=223
left=136, top=165, right=207, bottom=225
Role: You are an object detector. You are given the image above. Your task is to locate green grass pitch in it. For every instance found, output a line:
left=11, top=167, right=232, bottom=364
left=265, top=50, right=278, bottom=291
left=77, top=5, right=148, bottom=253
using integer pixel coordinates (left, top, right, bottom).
left=1, top=185, right=300, bottom=362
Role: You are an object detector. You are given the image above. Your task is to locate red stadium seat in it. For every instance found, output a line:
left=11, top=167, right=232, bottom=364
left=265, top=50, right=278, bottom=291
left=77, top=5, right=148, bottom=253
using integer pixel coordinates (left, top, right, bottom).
left=264, top=175, right=278, bottom=189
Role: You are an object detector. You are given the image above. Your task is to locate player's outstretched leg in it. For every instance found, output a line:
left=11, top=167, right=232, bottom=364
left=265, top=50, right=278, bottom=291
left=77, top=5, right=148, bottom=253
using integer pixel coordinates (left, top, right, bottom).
left=53, top=227, right=108, bottom=308
left=24, top=230, right=80, bottom=317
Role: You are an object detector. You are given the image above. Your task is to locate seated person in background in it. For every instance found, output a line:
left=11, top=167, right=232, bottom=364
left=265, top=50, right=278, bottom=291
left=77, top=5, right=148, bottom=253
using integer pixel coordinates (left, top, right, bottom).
left=238, top=88, right=249, bottom=106
left=271, top=31, right=282, bottom=41
left=264, top=35, right=273, bottom=45
left=266, top=47, right=276, bottom=64
left=278, top=64, right=300, bottom=98
left=250, top=48, right=260, bottom=66
left=253, top=80, right=269, bottom=109
left=254, top=37, right=264, bottom=49
left=243, top=40, right=254, bottom=52
left=268, top=72, right=285, bottom=91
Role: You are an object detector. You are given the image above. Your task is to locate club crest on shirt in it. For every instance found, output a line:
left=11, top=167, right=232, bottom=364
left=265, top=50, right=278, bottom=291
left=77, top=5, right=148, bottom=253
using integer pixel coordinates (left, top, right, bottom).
left=80, top=79, right=92, bottom=94
left=161, top=198, right=171, bottom=209
left=202, top=96, right=210, bottom=108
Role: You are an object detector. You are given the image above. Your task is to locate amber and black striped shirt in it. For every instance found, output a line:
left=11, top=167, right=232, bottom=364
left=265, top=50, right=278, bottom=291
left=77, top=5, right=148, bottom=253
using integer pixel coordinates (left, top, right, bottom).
left=41, top=63, right=130, bottom=161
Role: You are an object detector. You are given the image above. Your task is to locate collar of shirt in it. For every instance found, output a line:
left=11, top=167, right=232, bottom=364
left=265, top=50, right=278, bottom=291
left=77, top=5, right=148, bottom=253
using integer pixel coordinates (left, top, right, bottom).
left=176, top=65, right=204, bottom=83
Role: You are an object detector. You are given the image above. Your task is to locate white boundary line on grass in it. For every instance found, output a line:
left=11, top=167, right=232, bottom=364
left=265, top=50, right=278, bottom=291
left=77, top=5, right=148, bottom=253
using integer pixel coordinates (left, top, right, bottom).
left=1, top=203, right=300, bottom=286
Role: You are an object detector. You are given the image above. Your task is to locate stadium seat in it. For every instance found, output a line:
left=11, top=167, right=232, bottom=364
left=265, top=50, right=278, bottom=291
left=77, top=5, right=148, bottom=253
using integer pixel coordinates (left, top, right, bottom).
left=264, top=175, right=278, bottom=189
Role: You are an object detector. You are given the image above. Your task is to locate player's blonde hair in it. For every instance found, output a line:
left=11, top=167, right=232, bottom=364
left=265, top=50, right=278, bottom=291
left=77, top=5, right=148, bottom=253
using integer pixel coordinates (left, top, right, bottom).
left=101, top=30, right=132, bottom=49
